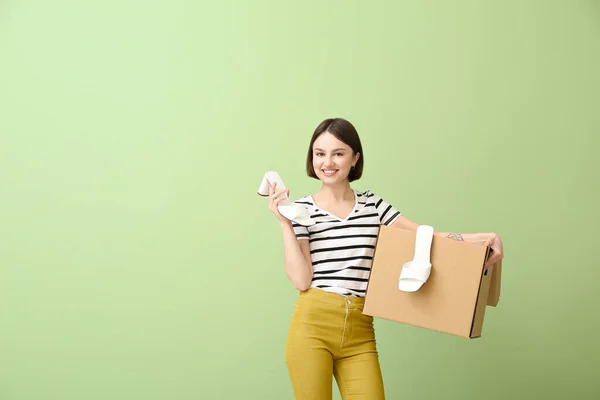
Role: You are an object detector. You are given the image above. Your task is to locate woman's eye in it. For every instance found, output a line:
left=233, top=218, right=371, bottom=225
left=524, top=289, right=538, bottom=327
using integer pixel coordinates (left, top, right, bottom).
left=314, top=152, right=343, bottom=157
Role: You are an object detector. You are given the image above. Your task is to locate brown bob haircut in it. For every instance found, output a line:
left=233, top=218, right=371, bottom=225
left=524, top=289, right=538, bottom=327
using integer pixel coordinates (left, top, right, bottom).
left=306, top=118, right=364, bottom=182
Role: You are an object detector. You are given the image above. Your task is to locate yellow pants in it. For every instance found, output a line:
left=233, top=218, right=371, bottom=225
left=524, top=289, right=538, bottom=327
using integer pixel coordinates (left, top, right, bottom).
left=285, top=288, right=385, bottom=399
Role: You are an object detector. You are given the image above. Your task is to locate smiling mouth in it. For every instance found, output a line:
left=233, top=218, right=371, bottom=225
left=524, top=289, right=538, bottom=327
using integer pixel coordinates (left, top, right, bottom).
left=322, top=169, right=338, bottom=176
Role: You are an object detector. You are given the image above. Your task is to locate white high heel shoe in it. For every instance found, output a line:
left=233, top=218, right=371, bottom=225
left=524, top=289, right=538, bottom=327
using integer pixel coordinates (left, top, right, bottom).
left=257, top=171, right=315, bottom=226
left=398, top=225, right=434, bottom=292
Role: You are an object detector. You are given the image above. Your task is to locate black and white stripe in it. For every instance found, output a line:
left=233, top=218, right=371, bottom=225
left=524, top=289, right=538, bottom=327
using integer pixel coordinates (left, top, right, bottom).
left=291, top=189, right=401, bottom=297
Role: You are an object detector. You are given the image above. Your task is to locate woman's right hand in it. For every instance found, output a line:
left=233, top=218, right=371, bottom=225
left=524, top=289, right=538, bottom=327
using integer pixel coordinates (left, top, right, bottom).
left=268, top=182, right=291, bottom=225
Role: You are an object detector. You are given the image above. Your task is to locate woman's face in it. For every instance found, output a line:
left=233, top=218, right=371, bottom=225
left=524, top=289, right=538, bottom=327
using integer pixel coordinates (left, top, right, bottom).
left=312, top=132, right=359, bottom=184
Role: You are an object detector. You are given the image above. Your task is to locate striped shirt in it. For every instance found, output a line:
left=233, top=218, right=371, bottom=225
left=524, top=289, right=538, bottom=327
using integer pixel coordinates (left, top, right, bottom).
left=292, top=189, right=401, bottom=298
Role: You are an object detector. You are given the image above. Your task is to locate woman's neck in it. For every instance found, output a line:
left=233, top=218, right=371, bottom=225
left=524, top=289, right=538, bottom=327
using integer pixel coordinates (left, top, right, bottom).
left=314, top=183, right=354, bottom=204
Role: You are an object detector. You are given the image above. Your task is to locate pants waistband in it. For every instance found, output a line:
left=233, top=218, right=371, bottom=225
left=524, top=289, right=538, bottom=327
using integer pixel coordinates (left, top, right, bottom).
left=299, top=288, right=365, bottom=309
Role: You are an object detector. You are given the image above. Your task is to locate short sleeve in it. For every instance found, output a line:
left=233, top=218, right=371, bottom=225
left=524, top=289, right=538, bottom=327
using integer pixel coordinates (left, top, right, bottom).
left=291, top=222, right=309, bottom=240
left=371, top=192, right=401, bottom=226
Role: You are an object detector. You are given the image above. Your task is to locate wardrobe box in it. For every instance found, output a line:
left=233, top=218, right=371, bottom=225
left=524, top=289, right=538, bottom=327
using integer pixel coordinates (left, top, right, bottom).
left=362, top=226, right=502, bottom=339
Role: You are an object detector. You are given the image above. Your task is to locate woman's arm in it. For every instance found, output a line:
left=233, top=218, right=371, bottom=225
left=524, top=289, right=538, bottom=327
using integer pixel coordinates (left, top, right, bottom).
left=390, top=215, right=503, bottom=267
left=279, top=220, right=313, bottom=291
left=268, top=183, right=314, bottom=291
left=391, top=215, right=489, bottom=241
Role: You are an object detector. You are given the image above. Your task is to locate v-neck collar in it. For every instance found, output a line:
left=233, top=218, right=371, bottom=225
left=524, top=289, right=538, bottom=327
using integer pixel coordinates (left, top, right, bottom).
left=309, top=189, right=359, bottom=222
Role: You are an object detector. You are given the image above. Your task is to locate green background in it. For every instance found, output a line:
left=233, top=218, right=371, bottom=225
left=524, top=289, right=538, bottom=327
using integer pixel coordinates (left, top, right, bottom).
left=1, top=1, right=599, bottom=399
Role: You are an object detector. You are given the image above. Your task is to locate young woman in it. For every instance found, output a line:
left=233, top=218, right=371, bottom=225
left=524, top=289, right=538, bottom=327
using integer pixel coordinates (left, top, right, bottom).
left=267, top=118, right=504, bottom=400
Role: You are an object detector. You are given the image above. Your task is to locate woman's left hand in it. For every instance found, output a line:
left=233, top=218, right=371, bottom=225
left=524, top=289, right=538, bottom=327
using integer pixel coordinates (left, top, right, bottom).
left=483, top=233, right=504, bottom=268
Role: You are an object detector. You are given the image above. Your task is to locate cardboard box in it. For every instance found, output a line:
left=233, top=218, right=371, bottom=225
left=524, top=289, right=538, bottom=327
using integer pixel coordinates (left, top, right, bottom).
left=363, top=226, right=502, bottom=339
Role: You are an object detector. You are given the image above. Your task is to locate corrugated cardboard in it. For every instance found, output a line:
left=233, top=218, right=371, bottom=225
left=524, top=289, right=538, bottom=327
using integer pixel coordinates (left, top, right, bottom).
left=363, top=226, right=502, bottom=339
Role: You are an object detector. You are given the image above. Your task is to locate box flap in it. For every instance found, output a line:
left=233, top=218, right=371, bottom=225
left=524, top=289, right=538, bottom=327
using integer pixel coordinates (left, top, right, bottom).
left=486, top=259, right=502, bottom=307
